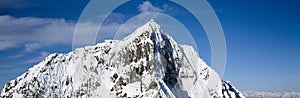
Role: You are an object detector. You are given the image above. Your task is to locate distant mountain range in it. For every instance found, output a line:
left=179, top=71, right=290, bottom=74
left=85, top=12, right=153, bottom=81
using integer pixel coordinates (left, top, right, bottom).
left=243, top=91, right=300, bottom=98
left=1, top=20, right=244, bottom=98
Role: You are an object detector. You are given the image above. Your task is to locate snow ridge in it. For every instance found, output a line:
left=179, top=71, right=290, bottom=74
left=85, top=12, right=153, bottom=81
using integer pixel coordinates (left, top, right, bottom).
left=1, top=20, right=244, bottom=98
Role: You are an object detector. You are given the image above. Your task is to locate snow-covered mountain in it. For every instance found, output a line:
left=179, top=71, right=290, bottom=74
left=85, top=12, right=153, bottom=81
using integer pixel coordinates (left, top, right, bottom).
left=1, top=19, right=244, bottom=98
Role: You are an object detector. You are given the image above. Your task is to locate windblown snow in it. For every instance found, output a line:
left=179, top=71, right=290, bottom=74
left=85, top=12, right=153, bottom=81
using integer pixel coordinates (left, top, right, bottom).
left=1, top=19, right=244, bottom=98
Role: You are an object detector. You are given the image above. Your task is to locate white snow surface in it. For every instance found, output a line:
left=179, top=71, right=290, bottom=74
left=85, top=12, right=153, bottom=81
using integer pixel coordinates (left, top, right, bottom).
left=1, top=20, right=244, bottom=98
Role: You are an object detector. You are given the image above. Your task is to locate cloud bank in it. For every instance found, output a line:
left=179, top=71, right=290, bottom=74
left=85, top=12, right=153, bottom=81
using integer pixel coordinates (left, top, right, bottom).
left=0, top=15, right=107, bottom=53
left=0, top=15, right=74, bottom=51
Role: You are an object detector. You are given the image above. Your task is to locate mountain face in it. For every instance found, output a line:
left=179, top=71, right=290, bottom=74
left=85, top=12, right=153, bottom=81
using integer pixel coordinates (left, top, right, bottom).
left=222, top=81, right=244, bottom=98
left=1, top=20, right=244, bottom=98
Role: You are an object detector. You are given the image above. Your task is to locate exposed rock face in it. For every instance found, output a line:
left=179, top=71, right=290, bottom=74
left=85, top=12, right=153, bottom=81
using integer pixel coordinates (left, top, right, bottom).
left=222, top=81, right=245, bottom=98
left=1, top=20, right=244, bottom=98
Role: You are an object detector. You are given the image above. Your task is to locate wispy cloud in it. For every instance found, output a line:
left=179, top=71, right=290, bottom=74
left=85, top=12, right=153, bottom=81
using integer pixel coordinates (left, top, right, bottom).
left=138, top=1, right=163, bottom=13
left=24, top=43, right=43, bottom=53
left=0, top=0, right=27, bottom=8
left=0, top=15, right=74, bottom=50
left=0, top=15, right=108, bottom=53
left=137, top=1, right=172, bottom=20
left=7, top=54, right=25, bottom=59
left=0, top=68, right=24, bottom=74
left=23, top=52, right=50, bottom=64
left=0, top=65, right=13, bottom=69
left=0, top=41, right=18, bottom=50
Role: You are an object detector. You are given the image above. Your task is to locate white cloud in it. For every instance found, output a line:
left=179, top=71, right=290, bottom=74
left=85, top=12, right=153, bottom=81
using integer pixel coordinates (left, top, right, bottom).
left=0, top=15, right=106, bottom=52
left=24, top=43, right=43, bottom=52
left=7, top=54, right=24, bottom=59
left=135, top=1, right=172, bottom=24
left=0, top=15, right=74, bottom=50
left=0, top=41, right=17, bottom=50
left=138, top=1, right=163, bottom=13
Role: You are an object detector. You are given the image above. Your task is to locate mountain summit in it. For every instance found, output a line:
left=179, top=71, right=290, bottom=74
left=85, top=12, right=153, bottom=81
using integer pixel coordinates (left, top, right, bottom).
left=1, top=20, right=244, bottom=98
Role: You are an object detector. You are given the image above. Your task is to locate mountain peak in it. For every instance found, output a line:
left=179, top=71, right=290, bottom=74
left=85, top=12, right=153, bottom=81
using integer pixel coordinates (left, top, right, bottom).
left=149, top=19, right=155, bottom=22
left=146, top=19, right=160, bottom=29
left=146, top=19, right=161, bottom=31
left=123, top=19, right=164, bottom=44
left=140, top=19, right=161, bottom=34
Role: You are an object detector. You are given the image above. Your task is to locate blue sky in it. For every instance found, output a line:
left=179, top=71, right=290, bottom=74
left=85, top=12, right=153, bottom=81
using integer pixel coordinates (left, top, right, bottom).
left=0, top=0, right=299, bottom=92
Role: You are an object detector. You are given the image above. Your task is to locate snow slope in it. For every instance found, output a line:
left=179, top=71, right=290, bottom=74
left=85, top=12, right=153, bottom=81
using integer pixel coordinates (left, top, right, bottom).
left=1, top=19, right=244, bottom=98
